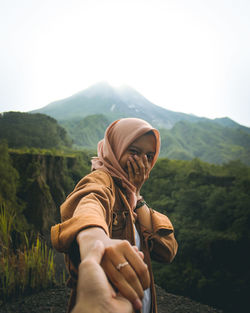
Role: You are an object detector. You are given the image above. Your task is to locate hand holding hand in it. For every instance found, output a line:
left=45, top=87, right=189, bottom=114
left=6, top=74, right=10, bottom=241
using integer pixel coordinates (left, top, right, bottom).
left=72, top=240, right=133, bottom=313
left=101, top=239, right=150, bottom=311
left=77, top=228, right=150, bottom=311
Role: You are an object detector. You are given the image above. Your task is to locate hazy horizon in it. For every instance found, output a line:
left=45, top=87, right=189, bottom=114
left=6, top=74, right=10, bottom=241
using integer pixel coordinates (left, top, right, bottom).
left=1, top=0, right=250, bottom=127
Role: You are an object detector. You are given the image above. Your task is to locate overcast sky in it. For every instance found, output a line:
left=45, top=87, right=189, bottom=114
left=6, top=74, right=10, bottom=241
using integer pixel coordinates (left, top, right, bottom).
left=1, top=0, right=250, bottom=127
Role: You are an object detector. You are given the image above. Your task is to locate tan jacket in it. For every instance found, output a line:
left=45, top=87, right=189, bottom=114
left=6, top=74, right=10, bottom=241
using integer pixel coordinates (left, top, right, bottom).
left=51, top=169, right=178, bottom=313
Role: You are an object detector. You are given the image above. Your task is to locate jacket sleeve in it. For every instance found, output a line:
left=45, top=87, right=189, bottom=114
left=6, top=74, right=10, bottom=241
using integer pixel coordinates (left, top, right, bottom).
left=51, top=170, right=115, bottom=253
left=141, top=209, right=178, bottom=263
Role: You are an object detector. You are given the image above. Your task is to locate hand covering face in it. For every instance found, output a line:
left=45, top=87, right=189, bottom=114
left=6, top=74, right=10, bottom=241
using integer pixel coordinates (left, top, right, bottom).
left=91, top=118, right=160, bottom=209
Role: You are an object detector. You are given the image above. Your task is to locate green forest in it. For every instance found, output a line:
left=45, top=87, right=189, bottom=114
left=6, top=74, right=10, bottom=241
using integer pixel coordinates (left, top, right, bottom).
left=1, top=111, right=250, bottom=165
left=0, top=140, right=249, bottom=313
left=0, top=112, right=72, bottom=149
left=0, top=112, right=249, bottom=313
left=142, top=158, right=250, bottom=313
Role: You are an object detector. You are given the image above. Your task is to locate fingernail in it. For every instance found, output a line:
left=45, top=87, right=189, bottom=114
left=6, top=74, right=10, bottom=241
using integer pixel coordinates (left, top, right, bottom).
left=133, top=298, right=142, bottom=310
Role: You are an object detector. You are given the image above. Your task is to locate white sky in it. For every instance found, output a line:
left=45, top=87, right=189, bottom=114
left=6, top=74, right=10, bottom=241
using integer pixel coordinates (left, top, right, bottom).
left=0, top=0, right=250, bottom=127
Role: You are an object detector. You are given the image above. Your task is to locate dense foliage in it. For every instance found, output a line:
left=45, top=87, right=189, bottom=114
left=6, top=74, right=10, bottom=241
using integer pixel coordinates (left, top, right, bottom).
left=60, top=114, right=110, bottom=149
left=142, top=158, right=250, bottom=313
left=1, top=137, right=249, bottom=312
left=0, top=141, right=28, bottom=232
left=0, top=143, right=57, bottom=300
left=0, top=112, right=72, bottom=149
left=0, top=141, right=19, bottom=209
left=159, top=121, right=250, bottom=165
left=61, top=113, right=250, bottom=166
left=1, top=111, right=250, bottom=166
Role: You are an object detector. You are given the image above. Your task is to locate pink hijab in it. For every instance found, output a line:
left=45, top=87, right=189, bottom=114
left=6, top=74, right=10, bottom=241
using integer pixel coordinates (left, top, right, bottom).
left=91, top=118, right=161, bottom=209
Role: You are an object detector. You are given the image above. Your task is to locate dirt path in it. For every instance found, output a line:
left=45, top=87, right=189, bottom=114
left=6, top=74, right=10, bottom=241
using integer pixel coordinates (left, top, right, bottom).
left=0, top=284, right=223, bottom=313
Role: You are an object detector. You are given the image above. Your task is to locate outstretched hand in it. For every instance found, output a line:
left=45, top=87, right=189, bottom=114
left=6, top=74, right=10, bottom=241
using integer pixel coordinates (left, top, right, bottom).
left=77, top=228, right=150, bottom=312
left=72, top=240, right=133, bottom=313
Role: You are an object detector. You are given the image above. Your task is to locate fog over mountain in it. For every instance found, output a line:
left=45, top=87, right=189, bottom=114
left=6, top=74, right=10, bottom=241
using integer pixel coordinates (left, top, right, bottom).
left=28, top=82, right=250, bottom=165
left=31, top=81, right=235, bottom=129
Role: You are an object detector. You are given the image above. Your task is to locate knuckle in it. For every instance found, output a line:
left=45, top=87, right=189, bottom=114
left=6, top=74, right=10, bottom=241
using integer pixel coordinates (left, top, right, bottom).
left=121, top=240, right=130, bottom=248
left=138, top=263, right=149, bottom=277
left=105, top=246, right=116, bottom=257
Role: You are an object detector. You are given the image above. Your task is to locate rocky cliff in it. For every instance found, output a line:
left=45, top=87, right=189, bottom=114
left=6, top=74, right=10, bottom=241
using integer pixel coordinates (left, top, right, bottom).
left=10, top=152, right=88, bottom=241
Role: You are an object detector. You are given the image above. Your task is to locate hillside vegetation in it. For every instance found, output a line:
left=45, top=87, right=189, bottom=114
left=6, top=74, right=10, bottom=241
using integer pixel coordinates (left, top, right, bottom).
left=142, top=158, right=250, bottom=313
left=1, top=89, right=249, bottom=312
left=60, top=114, right=250, bottom=165
left=0, top=139, right=249, bottom=312
left=0, top=112, right=72, bottom=149
left=1, top=110, right=250, bottom=166
left=159, top=120, right=250, bottom=165
left=60, top=114, right=110, bottom=149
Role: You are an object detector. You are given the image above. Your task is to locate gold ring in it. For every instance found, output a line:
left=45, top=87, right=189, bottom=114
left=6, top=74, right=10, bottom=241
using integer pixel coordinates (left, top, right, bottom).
left=116, top=261, right=129, bottom=270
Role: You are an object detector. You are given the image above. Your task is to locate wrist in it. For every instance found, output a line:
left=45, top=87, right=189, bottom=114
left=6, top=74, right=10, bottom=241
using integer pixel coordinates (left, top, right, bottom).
left=135, top=197, right=147, bottom=210
left=136, top=195, right=143, bottom=202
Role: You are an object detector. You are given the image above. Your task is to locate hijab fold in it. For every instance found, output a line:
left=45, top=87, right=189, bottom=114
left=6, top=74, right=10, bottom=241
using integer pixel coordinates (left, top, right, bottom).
left=91, top=118, right=160, bottom=210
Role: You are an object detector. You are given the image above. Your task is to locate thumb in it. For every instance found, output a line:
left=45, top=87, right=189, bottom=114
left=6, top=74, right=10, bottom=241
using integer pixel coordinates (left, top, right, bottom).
left=84, top=240, right=105, bottom=264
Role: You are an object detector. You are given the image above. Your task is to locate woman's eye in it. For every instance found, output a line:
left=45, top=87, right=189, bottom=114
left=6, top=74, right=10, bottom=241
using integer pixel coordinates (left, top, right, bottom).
left=130, top=150, right=138, bottom=155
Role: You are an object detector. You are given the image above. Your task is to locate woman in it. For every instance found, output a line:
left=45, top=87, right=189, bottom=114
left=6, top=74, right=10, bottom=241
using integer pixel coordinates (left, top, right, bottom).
left=51, top=118, right=178, bottom=313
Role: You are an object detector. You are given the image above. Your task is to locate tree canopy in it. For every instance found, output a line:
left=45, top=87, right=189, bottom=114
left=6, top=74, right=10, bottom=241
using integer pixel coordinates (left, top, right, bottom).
left=142, top=158, right=250, bottom=313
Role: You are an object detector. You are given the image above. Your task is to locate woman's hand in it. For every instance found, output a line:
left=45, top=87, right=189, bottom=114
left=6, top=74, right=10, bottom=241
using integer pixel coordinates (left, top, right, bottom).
left=127, top=154, right=150, bottom=195
left=101, top=239, right=150, bottom=311
left=77, top=228, right=150, bottom=311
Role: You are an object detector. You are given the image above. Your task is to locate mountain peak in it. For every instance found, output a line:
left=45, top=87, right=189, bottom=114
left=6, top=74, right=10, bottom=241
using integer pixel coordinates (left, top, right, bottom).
left=76, top=81, right=115, bottom=98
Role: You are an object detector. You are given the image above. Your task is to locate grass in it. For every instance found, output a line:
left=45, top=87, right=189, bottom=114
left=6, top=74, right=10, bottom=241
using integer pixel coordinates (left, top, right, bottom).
left=0, top=204, right=57, bottom=301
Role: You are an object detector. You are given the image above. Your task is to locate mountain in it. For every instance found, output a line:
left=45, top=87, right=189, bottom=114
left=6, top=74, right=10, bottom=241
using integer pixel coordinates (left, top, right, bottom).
left=31, top=81, right=211, bottom=129
left=61, top=114, right=110, bottom=149
left=28, top=82, right=250, bottom=165
left=59, top=113, right=250, bottom=165
left=160, top=120, right=250, bottom=165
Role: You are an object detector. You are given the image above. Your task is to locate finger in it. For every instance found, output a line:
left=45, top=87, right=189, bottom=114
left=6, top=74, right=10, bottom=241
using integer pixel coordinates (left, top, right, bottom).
left=129, top=156, right=140, bottom=175
left=110, top=241, right=150, bottom=290
left=132, top=246, right=144, bottom=260
left=142, top=155, right=148, bottom=170
left=127, top=160, right=134, bottom=180
left=125, top=246, right=150, bottom=290
left=142, top=155, right=150, bottom=178
left=84, top=240, right=105, bottom=264
left=102, top=257, right=143, bottom=310
left=113, top=294, right=134, bottom=313
left=117, top=260, right=145, bottom=299
left=134, top=155, right=145, bottom=176
left=103, top=247, right=145, bottom=300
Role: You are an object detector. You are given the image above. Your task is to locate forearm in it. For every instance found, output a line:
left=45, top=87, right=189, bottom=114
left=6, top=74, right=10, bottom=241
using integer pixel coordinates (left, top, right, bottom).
left=76, top=227, right=111, bottom=261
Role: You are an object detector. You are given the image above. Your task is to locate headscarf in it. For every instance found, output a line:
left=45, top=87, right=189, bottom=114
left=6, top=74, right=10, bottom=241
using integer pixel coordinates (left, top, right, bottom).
left=91, top=118, right=161, bottom=209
